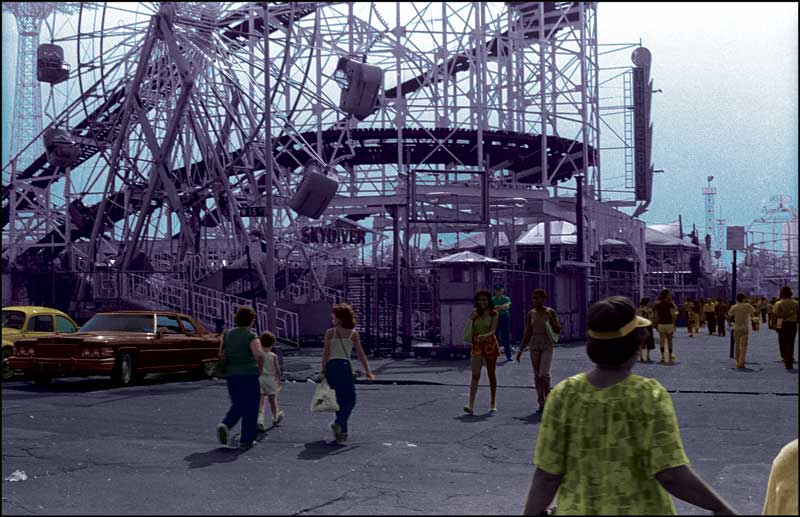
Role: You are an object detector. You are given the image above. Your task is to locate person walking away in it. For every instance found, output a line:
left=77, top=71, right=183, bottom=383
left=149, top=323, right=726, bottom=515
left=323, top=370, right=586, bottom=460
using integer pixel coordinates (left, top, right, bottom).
left=682, top=298, right=695, bottom=338
left=698, top=298, right=707, bottom=330
left=767, top=298, right=778, bottom=330
left=772, top=286, right=798, bottom=370
left=257, top=332, right=284, bottom=431
left=759, top=296, right=769, bottom=324
left=762, top=438, right=798, bottom=515
left=464, top=290, right=501, bottom=413
left=217, top=306, right=264, bottom=449
left=637, top=297, right=656, bottom=361
left=492, top=284, right=513, bottom=362
left=517, top=289, right=562, bottom=413
left=728, top=293, right=756, bottom=369
left=715, top=298, right=728, bottom=337
left=320, top=303, right=374, bottom=444
left=654, top=289, right=678, bottom=363
left=522, top=296, right=736, bottom=516
left=703, top=298, right=718, bottom=336
left=749, top=297, right=762, bottom=332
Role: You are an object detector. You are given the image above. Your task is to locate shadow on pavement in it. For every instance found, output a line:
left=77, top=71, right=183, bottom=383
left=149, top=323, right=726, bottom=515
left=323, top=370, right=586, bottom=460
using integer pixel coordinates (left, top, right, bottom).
left=2, top=372, right=217, bottom=395
left=184, top=447, right=246, bottom=468
left=298, top=440, right=358, bottom=460
left=453, top=413, right=493, bottom=423
left=513, top=412, right=542, bottom=424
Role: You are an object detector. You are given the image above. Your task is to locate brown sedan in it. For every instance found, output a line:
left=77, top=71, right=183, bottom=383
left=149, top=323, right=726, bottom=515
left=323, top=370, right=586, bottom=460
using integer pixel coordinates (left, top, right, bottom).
left=8, top=311, right=220, bottom=386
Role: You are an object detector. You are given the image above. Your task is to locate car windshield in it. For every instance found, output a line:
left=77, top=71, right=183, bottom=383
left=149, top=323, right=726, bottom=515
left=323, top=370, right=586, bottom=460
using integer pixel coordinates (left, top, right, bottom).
left=2, top=310, right=26, bottom=329
left=80, top=314, right=154, bottom=333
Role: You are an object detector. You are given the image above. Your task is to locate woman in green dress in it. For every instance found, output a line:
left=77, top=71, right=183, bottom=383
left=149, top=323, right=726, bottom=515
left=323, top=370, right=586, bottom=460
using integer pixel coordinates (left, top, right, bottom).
left=522, top=296, right=736, bottom=515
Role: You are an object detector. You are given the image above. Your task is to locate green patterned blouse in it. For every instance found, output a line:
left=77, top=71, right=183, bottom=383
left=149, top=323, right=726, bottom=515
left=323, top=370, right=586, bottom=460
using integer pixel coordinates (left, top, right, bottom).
left=534, top=373, right=690, bottom=515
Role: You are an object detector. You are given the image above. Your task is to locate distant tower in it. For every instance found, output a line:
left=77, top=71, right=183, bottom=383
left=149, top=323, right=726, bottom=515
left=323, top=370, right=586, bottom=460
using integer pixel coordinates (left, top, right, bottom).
left=702, top=175, right=716, bottom=252
left=2, top=3, right=78, bottom=170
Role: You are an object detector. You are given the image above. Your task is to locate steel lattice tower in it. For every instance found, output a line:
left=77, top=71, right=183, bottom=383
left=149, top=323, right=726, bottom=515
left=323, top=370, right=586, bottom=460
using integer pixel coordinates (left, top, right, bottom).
left=2, top=3, right=77, bottom=171
left=702, top=175, right=716, bottom=250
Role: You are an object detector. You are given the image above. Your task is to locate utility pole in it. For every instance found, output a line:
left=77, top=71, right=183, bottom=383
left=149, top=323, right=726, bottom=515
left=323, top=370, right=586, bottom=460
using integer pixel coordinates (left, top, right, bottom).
left=729, top=250, right=737, bottom=359
left=262, top=2, right=276, bottom=333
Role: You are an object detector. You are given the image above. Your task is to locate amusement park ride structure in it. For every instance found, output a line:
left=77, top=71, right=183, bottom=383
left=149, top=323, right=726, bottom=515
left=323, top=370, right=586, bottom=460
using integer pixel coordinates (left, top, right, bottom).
left=2, top=2, right=659, bottom=349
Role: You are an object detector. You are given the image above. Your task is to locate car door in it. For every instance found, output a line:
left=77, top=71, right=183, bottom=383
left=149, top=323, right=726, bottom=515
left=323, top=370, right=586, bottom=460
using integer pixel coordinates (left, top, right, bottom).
left=179, top=316, right=217, bottom=365
left=27, top=314, right=55, bottom=339
left=153, top=314, right=187, bottom=370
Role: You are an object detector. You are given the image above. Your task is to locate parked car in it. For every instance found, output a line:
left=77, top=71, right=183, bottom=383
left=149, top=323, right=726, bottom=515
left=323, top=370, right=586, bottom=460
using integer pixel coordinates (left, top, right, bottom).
left=2, top=306, right=79, bottom=380
left=7, top=311, right=220, bottom=386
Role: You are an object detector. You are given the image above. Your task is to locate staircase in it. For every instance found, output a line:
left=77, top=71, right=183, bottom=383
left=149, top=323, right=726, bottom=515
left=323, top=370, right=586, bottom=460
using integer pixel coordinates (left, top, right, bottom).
left=108, top=272, right=300, bottom=347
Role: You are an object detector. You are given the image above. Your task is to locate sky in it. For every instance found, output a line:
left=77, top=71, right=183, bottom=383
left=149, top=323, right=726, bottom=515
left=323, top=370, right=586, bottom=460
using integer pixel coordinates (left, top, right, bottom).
left=2, top=2, right=798, bottom=258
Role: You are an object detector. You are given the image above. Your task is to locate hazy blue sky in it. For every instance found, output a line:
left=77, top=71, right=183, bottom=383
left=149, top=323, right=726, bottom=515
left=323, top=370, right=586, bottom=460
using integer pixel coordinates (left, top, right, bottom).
left=2, top=2, right=797, bottom=250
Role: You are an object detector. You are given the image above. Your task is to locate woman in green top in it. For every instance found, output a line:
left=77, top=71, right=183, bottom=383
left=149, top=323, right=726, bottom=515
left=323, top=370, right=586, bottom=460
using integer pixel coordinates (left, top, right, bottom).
left=216, top=306, right=265, bottom=450
left=523, top=296, right=736, bottom=516
left=464, top=290, right=500, bottom=414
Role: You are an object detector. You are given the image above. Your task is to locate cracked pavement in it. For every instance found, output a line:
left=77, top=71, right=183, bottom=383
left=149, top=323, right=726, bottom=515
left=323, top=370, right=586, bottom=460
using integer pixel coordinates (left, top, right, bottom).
left=2, top=329, right=797, bottom=514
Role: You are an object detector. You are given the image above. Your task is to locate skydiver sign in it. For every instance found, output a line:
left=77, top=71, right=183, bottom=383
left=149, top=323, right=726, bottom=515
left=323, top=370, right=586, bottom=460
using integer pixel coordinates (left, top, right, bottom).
left=301, top=226, right=367, bottom=246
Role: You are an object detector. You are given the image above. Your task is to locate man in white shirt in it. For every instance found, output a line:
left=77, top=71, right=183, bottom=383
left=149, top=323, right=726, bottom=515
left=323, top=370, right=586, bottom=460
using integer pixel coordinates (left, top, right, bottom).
left=728, top=293, right=756, bottom=369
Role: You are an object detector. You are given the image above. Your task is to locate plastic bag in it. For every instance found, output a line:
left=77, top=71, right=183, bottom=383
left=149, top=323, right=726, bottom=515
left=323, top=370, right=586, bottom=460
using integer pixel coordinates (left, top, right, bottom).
left=310, top=380, right=339, bottom=412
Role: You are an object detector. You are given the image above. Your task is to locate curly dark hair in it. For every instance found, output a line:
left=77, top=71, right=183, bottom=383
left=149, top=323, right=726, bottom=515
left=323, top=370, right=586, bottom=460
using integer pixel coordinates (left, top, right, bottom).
left=474, top=289, right=496, bottom=316
left=332, top=303, right=357, bottom=330
left=234, top=306, right=256, bottom=327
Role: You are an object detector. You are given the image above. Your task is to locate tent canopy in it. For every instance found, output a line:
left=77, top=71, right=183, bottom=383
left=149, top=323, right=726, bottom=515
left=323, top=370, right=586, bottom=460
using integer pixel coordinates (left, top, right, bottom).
left=431, top=250, right=505, bottom=264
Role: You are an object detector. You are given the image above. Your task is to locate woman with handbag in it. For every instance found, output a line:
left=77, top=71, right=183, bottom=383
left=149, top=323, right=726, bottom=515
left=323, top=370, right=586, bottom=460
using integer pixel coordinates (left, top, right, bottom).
left=319, top=303, right=374, bottom=444
left=516, top=289, right=561, bottom=413
left=216, top=306, right=264, bottom=449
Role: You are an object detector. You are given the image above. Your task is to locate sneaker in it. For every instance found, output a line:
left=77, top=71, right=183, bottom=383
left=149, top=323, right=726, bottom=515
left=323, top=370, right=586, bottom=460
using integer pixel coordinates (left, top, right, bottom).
left=336, top=432, right=348, bottom=444
left=670, top=354, right=677, bottom=362
left=490, top=405, right=497, bottom=412
left=216, top=423, right=229, bottom=445
left=272, top=410, right=285, bottom=426
left=331, top=422, right=345, bottom=442
left=238, top=441, right=256, bottom=450
left=463, top=405, right=473, bottom=415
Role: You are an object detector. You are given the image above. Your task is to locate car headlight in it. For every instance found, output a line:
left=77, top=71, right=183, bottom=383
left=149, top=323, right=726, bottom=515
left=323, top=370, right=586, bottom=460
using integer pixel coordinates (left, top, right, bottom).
left=100, top=347, right=114, bottom=357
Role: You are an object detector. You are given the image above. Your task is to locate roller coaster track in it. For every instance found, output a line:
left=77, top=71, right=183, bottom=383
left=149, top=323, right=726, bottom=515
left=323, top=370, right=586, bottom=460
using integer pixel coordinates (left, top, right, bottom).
left=3, top=2, right=586, bottom=265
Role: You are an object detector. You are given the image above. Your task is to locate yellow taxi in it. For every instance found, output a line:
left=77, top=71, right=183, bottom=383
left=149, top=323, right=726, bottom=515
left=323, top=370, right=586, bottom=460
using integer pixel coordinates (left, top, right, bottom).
left=2, top=306, right=79, bottom=380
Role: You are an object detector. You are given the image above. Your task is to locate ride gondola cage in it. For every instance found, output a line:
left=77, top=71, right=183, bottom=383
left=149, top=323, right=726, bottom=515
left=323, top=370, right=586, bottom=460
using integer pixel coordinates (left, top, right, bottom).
left=43, top=128, right=81, bottom=168
left=288, top=161, right=340, bottom=219
left=334, top=57, right=383, bottom=120
left=37, top=43, right=70, bottom=84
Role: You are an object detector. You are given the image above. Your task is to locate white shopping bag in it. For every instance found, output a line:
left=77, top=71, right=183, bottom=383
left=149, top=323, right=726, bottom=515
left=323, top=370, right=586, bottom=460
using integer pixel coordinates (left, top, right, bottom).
left=310, top=380, right=339, bottom=412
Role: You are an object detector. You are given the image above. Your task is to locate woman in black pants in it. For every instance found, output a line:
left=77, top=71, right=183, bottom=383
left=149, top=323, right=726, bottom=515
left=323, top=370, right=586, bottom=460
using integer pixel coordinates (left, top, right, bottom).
left=773, top=286, right=798, bottom=370
left=216, top=306, right=264, bottom=449
left=319, top=303, right=374, bottom=444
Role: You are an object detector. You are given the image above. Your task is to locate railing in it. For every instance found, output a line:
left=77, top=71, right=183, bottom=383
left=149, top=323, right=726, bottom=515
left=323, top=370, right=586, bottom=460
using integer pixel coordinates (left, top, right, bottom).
left=114, top=272, right=299, bottom=346
left=288, top=278, right=343, bottom=303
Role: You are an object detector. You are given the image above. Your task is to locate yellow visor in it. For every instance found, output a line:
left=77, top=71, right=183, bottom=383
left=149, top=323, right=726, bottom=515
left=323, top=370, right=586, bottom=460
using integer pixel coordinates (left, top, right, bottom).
left=587, top=315, right=652, bottom=340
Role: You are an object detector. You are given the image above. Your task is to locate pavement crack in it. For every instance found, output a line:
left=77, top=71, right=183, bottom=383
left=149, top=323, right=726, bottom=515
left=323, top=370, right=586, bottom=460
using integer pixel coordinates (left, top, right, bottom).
left=291, top=491, right=350, bottom=515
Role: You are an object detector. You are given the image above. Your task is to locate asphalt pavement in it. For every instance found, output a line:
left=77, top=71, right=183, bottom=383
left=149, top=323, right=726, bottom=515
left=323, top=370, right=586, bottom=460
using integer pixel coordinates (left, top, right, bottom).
left=2, top=326, right=797, bottom=515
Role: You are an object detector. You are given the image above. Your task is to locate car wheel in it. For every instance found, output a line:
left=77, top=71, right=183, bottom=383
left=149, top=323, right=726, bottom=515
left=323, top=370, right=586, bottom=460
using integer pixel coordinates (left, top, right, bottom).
left=201, top=360, right=218, bottom=378
left=112, top=353, right=137, bottom=386
left=2, top=348, right=14, bottom=381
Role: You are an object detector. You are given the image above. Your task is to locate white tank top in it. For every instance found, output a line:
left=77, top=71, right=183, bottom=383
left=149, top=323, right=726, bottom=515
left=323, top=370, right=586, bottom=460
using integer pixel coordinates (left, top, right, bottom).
left=328, top=329, right=354, bottom=360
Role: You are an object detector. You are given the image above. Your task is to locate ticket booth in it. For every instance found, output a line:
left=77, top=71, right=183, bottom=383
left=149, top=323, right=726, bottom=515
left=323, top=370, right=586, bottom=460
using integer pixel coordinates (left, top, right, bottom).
left=430, top=251, right=504, bottom=357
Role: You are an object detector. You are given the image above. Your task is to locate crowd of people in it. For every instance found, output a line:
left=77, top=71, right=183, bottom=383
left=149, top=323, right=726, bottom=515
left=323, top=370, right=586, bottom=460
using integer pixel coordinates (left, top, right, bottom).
left=210, top=283, right=797, bottom=515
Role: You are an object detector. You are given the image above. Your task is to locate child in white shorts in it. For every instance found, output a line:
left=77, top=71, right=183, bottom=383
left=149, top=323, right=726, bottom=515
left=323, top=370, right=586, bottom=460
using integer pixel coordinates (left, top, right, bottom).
left=258, top=332, right=284, bottom=431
